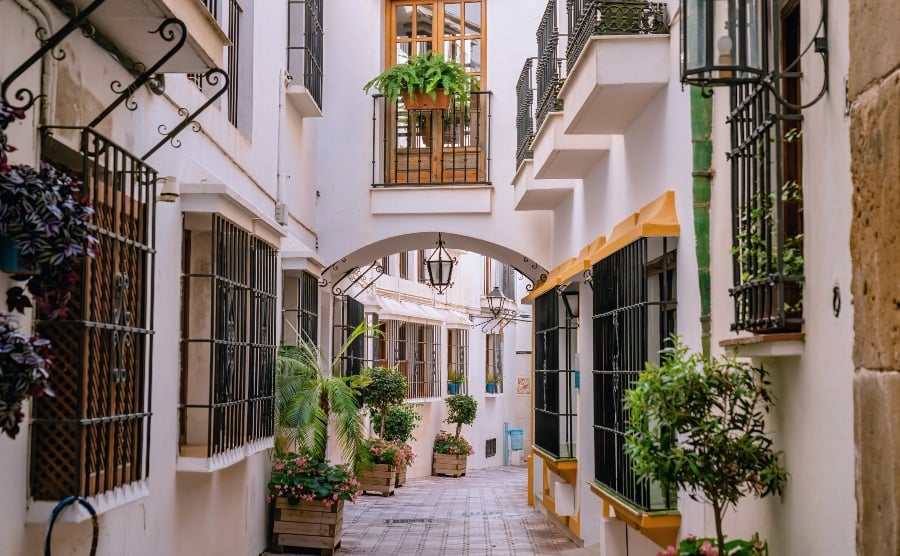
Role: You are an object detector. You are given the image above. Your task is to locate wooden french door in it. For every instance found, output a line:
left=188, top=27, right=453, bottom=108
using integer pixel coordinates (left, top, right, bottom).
left=384, top=0, right=488, bottom=185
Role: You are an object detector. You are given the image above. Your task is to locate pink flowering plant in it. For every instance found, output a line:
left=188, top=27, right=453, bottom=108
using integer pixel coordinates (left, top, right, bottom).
left=363, top=437, right=402, bottom=466
left=396, top=442, right=415, bottom=468
left=658, top=534, right=768, bottom=556
left=268, top=452, right=362, bottom=507
left=432, top=430, right=474, bottom=456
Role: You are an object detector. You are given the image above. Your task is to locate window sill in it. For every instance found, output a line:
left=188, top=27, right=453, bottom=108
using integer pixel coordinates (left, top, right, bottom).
left=26, top=480, right=150, bottom=524
left=485, top=392, right=503, bottom=398
left=406, top=396, right=442, bottom=403
left=719, top=332, right=805, bottom=358
left=589, top=481, right=681, bottom=549
left=177, top=436, right=273, bottom=473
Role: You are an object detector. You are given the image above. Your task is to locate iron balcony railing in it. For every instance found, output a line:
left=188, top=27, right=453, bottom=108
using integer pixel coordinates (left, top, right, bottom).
left=372, top=91, right=492, bottom=187
left=592, top=237, right=678, bottom=512
left=566, top=0, right=669, bottom=73
left=535, top=0, right=566, bottom=132
left=287, top=0, right=324, bottom=110
left=226, top=0, right=242, bottom=126
left=515, top=58, right=537, bottom=170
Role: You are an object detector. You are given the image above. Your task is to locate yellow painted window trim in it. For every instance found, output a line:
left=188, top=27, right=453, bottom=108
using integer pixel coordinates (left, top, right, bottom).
left=589, top=481, right=681, bottom=549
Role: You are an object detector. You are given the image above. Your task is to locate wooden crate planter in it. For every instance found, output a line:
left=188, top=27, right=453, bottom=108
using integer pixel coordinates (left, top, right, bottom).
left=358, top=463, right=396, bottom=497
left=433, top=453, right=467, bottom=477
left=272, top=497, right=343, bottom=555
left=395, top=466, right=408, bottom=487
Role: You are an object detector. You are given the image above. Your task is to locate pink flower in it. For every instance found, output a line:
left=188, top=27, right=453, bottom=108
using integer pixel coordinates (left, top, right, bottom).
left=332, top=493, right=339, bottom=500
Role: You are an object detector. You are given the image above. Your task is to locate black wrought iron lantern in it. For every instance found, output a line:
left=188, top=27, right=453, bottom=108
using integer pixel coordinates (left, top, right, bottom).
left=425, top=233, right=457, bottom=294
left=486, top=286, right=507, bottom=318
left=681, top=0, right=770, bottom=87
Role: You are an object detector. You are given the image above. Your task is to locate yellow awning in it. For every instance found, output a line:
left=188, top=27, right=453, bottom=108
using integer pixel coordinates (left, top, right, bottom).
left=521, top=190, right=679, bottom=303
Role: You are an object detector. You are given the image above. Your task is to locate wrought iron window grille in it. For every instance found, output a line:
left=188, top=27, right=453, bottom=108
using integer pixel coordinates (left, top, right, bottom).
left=333, top=295, right=366, bottom=377
left=375, top=319, right=441, bottom=399
left=591, top=237, right=677, bottom=512
left=371, top=91, right=492, bottom=187
left=30, top=127, right=156, bottom=500
left=447, top=328, right=469, bottom=395
left=535, top=0, right=567, bottom=132
left=287, top=0, right=325, bottom=110
left=485, top=333, right=503, bottom=394
left=534, top=289, right=577, bottom=459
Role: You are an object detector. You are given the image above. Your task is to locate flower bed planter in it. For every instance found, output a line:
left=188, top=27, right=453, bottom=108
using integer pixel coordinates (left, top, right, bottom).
left=358, top=463, right=396, bottom=497
left=272, top=497, right=343, bottom=555
left=395, top=466, right=407, bottom=487
left=433, top=453, right=467, bottom=477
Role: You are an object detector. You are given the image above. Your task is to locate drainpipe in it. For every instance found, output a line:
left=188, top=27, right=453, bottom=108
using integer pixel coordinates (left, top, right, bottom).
left=690, top=86, right=713, bottom=357
left=13, top=0, right=56, bottom=137
left=276, top=67, right=289, bottom=207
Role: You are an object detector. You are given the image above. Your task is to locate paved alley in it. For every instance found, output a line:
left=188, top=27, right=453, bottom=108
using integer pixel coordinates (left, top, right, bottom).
left=339, top=466, right=584, bottom=555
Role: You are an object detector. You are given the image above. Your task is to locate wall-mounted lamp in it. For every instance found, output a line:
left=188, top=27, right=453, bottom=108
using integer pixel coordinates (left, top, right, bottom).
left=155, top=175, right=179, bottom=202
left=560, top=286, right=579, bottom=320
left=486, top=286, right=508, bottom=318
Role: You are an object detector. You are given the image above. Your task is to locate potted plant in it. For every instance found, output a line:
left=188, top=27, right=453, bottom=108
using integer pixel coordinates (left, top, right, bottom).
left=485, top=372, right=500, bottom=394
left=272, top=323, right=374, bottom=553
left=373, top=403, right=421, bottom=486
left=0, top=318, right=52, bottom=438
left=625, top=338, right=788, bottom=556
left=363, top=51, right=479, bottom=110
left=447, top=366, right=464, bottom=395
left=433, top=394, right=477, bottom=477
left=358, top=366, right=407, bottom=494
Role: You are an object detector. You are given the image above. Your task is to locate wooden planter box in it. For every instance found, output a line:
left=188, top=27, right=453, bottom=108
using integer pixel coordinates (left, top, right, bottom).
left=272, top=497, right=343, bottom=555
left=358, top=463, right=396, bottom=497
left=433, top=453, right=467, bottom=477
left=395, top=466, right=408, bottom=487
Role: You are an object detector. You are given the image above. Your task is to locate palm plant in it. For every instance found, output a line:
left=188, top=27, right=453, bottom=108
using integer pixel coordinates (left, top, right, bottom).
left=275, top=323, right=375, bottom=471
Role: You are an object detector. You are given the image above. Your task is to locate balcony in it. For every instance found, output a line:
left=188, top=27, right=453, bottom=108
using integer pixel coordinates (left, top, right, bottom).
left=286, top=0, right=324, bottom=116
left=68, top=0, right=229, bottom=72
left=559, top=0, right=669, bottom=135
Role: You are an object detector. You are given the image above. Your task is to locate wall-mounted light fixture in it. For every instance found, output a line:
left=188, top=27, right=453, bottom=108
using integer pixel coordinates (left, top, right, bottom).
left=155, top=176, right=179, bottom=202
left=425, top=233, right=456, bottom=294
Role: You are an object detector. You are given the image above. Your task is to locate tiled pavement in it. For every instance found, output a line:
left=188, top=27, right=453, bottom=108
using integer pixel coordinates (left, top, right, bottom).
left=339, top=466, right=586, bottom=555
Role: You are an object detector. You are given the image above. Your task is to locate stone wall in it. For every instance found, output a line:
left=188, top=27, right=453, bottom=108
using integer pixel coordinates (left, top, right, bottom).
left=849, top=1, right=900, bottom=554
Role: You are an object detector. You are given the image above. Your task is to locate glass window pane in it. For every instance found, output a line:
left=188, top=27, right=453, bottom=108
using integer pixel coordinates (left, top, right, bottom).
left=396, top=6, right=413, bottom=38
left=396, top=42, right=411, bottom=64
left=416, top=5, right=434, bottom=37
left=464, top=2, right=481, bottom=35
left=444, top=39, right=461, bottom=63
left=465, top=38, right=481, bottom=72
left=416, top=41, right=431, bottom=56
left=445, top=3, right=461, bottom=36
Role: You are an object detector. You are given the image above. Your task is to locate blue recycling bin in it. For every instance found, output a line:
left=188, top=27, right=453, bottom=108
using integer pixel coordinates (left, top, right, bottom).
left=508, top=429, right=524, bottom=451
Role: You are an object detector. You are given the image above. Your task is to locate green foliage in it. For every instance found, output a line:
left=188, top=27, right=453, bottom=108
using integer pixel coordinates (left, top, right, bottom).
left=625, top=338, right=788, bottom=554
left=0, top=319, right=52, bottom=438
left=362, top=366, right=407, bottom=437
left=275, top=322, right=376, bottom=472
left=363, top=51, right=479, bottom=104
left=433, top=430, right=474, bottom=456
left=447, top=366, right=464, bottom=384
left=372, top=403, right=422, bottom=444
left=268, top=452, right=361, bottom=505
left=445, top=394, right=477, bottom=440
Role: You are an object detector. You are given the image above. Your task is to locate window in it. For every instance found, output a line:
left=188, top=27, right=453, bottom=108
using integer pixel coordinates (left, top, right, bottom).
left=485, top=258, right=516, bottom=298
left=375, top=0, right=490, bottom=187
left=592, top=237, right=677, bottom=511
left=226, top=0, right=242, bottom=126
left=485, top=333, right=502, bottom=394
left=447, top=328, right=468, bottom=394
left=399, top=251, right=409, bottom=279
left=485, top=438, right=496, bottom=458
left=729, top=2, right=803, bottom=333
left=287, top=0, right=324, bottom=109
left=534, top=288, right=577, bottom=459
left=180, top=215, right=278, bottom=459
left=30, top=129, right=155, bottom=500
left=418, top=249, right=427, bottom=283
left=333, top=296, right=366, bottom=376
left=382, top=256, right=392, bottom=276
left=380, top=319, right=440, bottom=398
left=284, top=271, right=320, bottom=345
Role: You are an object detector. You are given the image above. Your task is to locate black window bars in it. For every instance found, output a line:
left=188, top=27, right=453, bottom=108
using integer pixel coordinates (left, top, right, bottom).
left=515, top=58, right=537, bottom=170
left=287, top=0, right=324, bottom=110
left=333, top=295, right=366, bottom=377
left=447, top=328, right=469, bottom=395
left=534, top=289, right=577, bottom=459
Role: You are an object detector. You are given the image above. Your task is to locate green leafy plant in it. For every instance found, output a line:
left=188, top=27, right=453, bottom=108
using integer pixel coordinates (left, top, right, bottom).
left=274, top=322, right=376, bottom=471
left=363, top=51, right=479, bottom=104
left=659, top=534, right=768, bottom=556
left=372, top=403, right=422, bottom=444
left=445, top=393, right=477, bottom=440
left=448, top=366, right=464, bottom=385
left=268, top=452, right=362, bottom=506
left=363, top=366, right=407, bottom=438
left=362, top=437, right=401, bottom=466
left=625, top=338, right=788, bottom=555
left=0, top=318, right=52, bottom=438
left=433, top=430, right=474, bottom=456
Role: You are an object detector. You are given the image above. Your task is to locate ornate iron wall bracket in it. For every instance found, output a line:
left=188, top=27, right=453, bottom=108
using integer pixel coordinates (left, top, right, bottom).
left=2, top=0, right=110, bottom=111
left=143, top=68, right=229, bottom=159
left=331, top=260, right=385, bottom=297
left=88, top=18, right=187, bottom=129
left=317, top=257, right=348, bottom=288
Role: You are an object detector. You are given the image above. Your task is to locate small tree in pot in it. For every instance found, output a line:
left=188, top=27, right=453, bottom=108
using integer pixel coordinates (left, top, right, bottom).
left=364, top=366, right=408, bottom=438
left=625, top=338, right=788, bottom=555
left=433, top=394, right=477, bottom=477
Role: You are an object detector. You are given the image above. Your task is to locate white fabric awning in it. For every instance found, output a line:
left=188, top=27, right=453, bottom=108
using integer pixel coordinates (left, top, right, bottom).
left=371, top=296, right=472, bottom=327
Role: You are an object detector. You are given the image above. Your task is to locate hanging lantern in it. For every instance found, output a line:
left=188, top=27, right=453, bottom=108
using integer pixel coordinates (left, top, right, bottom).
left=425, top=233, right=456, bottom=294
left=486, top=286, right=507, bottom=318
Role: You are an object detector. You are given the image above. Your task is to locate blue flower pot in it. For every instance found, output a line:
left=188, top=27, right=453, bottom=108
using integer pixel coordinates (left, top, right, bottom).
left=486, top=383, right=496, bottom=394
left=448, top=383, right=459, bottom=395
left=0, top=236, right=25, bottom=273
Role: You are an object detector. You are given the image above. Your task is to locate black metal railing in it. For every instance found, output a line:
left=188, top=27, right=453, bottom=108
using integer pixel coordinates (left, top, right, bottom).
left=31, top=127, right=156, bottom=499
left=199, top=0, right=218, bottom=18
left=534, top=290, right=577, bottom=459
left=535, top=0, right=565, bottom=132
left=300, top=270, right=319, bottom=343
left=372, top=91, right=492, bottom=187
left=287, top=0, right=324, bottom=110
left=515, top=58, right=537, bottom=169
left=180, top=215, right=278, bottom=458
left=728, top=81, right=803, bottom=333
left=592, top=237, right=677, bottom=511
left=226, top=0, right=242, bottom=125
left=566, top=0, right=669, bottom=73
left=376, top=320, right=440, bottom=399
left=486, top=333, right=503, bottom=394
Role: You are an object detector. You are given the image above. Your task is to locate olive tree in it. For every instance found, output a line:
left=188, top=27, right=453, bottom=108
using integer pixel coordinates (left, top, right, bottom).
left=445, top=394, right=477, bottom=440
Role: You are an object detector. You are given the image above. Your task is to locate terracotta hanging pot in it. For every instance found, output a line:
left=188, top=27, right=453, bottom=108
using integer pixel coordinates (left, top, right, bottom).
left=402, top=89, right=451, bottom=110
